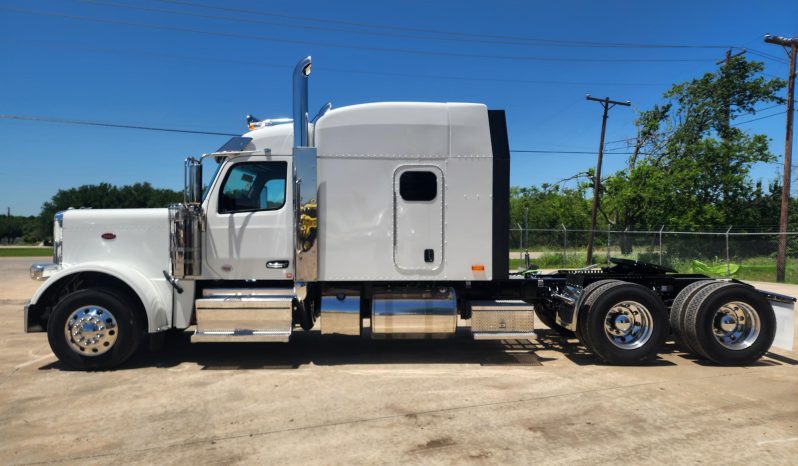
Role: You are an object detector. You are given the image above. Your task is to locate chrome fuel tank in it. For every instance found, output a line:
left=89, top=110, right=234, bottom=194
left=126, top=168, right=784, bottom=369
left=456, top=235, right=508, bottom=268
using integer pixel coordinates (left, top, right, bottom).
left=371, top=287, right=457, bottom=339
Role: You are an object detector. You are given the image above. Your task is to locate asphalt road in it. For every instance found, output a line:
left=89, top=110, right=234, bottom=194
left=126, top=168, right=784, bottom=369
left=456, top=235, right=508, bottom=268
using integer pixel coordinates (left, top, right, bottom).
left=2, top=257, right=798, bottom=465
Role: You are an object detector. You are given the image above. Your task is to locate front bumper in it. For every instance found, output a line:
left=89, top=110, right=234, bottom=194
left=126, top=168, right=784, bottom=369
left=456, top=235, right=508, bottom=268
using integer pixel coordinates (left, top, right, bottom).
left=30, top=263, right=60, bottom=281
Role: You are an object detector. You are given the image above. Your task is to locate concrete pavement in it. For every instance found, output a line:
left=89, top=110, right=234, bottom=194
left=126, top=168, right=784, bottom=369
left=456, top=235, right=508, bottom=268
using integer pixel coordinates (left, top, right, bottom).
left=1, top=257, right=797, bottom=465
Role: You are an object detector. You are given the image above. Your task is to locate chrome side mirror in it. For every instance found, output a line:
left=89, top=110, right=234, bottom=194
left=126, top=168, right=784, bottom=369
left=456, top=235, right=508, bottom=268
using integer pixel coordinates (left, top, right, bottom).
left=185, top=158, right=203, bottom=205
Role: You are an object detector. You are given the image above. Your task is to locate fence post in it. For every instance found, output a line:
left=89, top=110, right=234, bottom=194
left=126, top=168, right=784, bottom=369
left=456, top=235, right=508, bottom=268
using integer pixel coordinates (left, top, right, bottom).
left=659, top=225, right=664, bottom=265
left=607, top=223, right=611, bottom=264
left=524, top=208, right=530, bottom=269
left=726, top=225, right=732, bottom=277
left=562, top=224, right=567, bottom=267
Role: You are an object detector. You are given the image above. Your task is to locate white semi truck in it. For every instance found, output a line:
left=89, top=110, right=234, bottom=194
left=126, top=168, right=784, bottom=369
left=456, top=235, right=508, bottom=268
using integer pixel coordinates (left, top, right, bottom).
left=25, top=57, right=794, bottom=370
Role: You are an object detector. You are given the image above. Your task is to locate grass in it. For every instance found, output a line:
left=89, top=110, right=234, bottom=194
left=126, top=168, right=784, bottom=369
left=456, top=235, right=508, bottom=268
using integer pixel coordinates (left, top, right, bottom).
left=510, top=251, right=798, bottom=284
left=0, top=247, right=52, bottom=257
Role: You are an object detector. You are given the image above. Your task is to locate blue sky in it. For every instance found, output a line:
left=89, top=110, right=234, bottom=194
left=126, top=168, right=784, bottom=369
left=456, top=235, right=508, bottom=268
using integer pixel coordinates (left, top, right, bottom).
left=0, top=0, right=796, bottom=216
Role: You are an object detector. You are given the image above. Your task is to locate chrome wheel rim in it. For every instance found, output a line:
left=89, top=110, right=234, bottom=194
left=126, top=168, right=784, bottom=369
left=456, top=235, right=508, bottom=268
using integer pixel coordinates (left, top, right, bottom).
left=64, top=305, right=118, bottom=356
left=603, top=301, right=653, bottom=350
left=712, top=301, right=760, bottom=350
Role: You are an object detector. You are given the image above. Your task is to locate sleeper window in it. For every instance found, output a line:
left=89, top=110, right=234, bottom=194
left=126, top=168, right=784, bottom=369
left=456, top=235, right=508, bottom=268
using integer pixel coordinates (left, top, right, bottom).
left=219, top=162, right=287, bottom=213
left=399, top=171, right=437, bottom=201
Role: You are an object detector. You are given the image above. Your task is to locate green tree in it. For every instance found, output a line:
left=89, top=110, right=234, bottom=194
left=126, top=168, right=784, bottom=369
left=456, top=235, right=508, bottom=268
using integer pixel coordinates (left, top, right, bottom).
left=510, top=185, right=591, bottom=249
left=0, top=215, right=41, bottom=244
left=37, top=182, right=182, bottom=242
left=599, top=57, right=785, bottom=253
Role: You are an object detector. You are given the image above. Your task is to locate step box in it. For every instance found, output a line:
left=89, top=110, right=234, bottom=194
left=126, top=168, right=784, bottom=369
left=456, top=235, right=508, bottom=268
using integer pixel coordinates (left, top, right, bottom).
left=469, top=300, right=536, bottom=340
left=192, top=296, right=293, bottom=343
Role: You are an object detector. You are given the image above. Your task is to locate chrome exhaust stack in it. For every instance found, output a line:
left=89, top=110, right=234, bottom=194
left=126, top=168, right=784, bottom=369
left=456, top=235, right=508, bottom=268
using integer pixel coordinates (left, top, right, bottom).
left=293, top=56, right=312, bottom=148
left=292, top=56, right=319, bottom=282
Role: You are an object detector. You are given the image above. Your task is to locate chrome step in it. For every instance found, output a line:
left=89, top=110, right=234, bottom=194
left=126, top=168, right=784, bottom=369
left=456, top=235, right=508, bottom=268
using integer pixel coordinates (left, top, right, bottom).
left=191, top=330, right=292, bottom=343
left=192, top=294, right=293, bottom=343
left=202, top=288, right=294, bottom=298
left=473, top=331, right=537, bottom=341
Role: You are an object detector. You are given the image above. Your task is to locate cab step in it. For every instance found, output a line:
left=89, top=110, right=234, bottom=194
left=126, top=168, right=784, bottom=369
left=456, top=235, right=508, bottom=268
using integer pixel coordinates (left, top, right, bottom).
left=192, top=290, right=294, bottom=343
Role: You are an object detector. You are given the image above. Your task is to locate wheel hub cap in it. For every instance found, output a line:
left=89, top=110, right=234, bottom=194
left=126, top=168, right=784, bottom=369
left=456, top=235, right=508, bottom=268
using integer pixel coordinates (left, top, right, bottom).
left=613, top=314, right=632, bottom=332
left=712, top=302, right=760, bottom=350
left=603, top=301, right=653, bottom=350
left=64, top=306, right=118, bottom=356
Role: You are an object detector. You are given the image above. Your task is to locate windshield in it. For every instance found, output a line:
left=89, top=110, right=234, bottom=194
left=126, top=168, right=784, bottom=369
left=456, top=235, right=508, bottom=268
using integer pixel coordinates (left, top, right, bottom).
left=202, top=159, right=223, bottom=202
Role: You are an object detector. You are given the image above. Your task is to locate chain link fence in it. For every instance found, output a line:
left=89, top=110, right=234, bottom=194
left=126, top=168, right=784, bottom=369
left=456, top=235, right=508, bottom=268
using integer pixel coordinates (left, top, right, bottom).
left=509, top=226, right=798, bottom=283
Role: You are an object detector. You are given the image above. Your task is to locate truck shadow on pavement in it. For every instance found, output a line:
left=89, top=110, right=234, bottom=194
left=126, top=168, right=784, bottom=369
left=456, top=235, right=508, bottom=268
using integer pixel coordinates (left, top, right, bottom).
left=37, top=328, right=797, bottom=371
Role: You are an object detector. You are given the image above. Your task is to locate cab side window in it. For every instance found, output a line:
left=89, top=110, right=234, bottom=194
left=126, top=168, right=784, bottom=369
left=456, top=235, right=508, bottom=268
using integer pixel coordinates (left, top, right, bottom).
left=399, top=170, right=437, bottom=201
left=218, top=162, right=287, bottom=214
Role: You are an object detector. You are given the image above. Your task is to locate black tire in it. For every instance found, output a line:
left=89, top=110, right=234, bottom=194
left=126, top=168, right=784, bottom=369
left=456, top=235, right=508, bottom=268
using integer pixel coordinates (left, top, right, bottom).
left=296, top=299, right=316, bottom=331
left=572, top=280, right=623, bottom=342
left=533, top=303, right=575, bottom=337
left=47, top=288, right=144, bottom=370
left=583, top=283, right=669, bottom=365
left=669, top=280, right=715, bottom=354
left=683, top=282, right=776, bottom=365
left=575, top=280, right=625, bottom=349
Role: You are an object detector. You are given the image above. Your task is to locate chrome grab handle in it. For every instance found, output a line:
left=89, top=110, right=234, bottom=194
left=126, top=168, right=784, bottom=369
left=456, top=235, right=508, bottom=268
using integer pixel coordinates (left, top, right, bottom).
left=266, top=260, right=290, bottom=269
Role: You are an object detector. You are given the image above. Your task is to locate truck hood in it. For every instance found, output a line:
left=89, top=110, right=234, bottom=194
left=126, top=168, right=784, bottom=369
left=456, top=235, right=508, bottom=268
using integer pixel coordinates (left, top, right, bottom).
left=61, top=208, right=170, bottom=272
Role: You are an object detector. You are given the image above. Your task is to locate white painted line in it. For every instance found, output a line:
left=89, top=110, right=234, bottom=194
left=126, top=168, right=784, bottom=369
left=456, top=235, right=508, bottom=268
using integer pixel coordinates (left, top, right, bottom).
left=14, top=352, right=56, bottom=369
left=757, top=437, right=798, bottom=446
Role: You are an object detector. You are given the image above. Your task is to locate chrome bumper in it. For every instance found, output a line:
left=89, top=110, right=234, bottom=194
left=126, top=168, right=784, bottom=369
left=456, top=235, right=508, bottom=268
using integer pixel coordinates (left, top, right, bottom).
left=30, top=263, right=60, bottom=281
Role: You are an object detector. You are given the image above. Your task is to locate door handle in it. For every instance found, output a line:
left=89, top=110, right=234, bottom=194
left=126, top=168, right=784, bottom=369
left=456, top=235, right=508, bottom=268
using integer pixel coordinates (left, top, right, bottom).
left=266, top=260, right=290, bottom=269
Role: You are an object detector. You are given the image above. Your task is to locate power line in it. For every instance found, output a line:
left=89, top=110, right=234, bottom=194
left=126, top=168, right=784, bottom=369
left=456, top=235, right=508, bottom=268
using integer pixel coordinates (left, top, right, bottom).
left=0, top=114, right=789, bottom=167
left=3, top=40, right=672, bottom=88
left=747, top=48, right=790, bottom=65
left=602, top=105, right=790, bottom=148
left=84, top=0, right=738, bottom=51
left=0, top=114, right=238, bottom=136
left=510, top=149, right=640, bottom=155
left=0, top=114, right=652, bottom=152
left=0, top=6, right=719, bottom=64
left=151, top=0, right=738, bottom=50
left=732, top=110, right=788, bottom=125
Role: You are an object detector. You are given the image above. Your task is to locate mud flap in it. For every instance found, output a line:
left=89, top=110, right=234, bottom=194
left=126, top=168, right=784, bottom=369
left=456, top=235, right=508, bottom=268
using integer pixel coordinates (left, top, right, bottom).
left=759, top=290, right=796, bottom=352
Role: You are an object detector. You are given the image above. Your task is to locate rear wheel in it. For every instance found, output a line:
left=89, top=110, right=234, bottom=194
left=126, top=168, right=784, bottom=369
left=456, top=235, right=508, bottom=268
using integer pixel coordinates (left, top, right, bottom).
left=683, top=283, right=775, bottom=365
left=582, top=283, right=669, bottom=365
left=47, top=288, right=144, bottom=370
left=669, top=280, right=714, bottom=354
left=573, top=279, right=623, bottom=345
left=576, top=280, right=625, bottom=349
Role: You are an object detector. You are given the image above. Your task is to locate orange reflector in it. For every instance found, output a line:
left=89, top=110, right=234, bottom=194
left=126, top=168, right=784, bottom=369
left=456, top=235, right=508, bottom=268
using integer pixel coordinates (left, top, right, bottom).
left=471, top=265, right=485, bottom=271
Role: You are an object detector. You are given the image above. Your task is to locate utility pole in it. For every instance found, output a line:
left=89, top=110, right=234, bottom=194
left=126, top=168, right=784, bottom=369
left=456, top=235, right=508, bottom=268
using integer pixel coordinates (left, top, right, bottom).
left=716, top=48, right=747, bottom=136
left=585, top=95, right=631, bottom=266
left=764, top=34, right=797, bottom=282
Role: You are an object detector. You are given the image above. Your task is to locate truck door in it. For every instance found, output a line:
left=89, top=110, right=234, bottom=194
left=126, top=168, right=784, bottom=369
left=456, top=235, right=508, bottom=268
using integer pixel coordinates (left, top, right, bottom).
left=205, top=157, right=294, bottom=280
left=393, top=166, right=444, bottom=271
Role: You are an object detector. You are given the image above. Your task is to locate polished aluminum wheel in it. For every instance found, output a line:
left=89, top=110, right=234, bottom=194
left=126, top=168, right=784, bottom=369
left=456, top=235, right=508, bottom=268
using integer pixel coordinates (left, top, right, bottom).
left=603, top=301, right=653, bottom=350
left=711, top=301, right=760, bottom=350
left=64, top=305, right=118, bottom=356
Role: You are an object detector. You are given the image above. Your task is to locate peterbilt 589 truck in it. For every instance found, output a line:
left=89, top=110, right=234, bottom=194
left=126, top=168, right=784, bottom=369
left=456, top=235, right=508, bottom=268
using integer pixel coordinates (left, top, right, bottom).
left=25, top=57, right=795, bottom=370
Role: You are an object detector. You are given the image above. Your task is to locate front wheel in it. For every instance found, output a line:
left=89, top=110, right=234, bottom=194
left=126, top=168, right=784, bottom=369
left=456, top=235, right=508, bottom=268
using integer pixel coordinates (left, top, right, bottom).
left=47, top=288, right=143, bottom=370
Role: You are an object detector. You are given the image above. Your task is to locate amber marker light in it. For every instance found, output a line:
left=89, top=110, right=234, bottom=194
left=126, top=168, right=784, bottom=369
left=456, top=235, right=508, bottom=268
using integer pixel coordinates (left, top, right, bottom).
left=471, top=265, right=485, bottom=272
